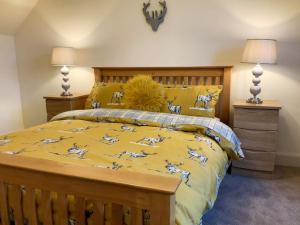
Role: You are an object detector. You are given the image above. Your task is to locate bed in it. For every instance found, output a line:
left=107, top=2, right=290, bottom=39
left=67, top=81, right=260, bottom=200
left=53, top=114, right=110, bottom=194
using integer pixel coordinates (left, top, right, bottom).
left=0, top=66, right=243, bottom=225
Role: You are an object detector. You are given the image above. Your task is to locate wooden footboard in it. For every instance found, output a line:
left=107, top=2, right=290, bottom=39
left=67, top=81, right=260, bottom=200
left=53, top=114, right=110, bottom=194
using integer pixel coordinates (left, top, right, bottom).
left=0, top=155, right=180, bottom=225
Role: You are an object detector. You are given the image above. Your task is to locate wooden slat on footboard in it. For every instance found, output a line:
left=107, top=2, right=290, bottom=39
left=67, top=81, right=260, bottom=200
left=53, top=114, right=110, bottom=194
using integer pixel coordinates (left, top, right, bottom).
left=92, top=201, right=105, bottom=225
left=0, top=155, right=180, bottom=225
left=26, top=187, right=38, bottom=225
left=111, top=203, right=123, bottom=225
left=57, top=193, right=68, bottom=225
left=75, top=197, right=86, bottom=225
left=131, top=207, right=143, bottom=225
left=10, top=185, right=23, bottom=225
left=41, top=190, right=53, bottom=225
left=0, top=182, right=9, bottom=225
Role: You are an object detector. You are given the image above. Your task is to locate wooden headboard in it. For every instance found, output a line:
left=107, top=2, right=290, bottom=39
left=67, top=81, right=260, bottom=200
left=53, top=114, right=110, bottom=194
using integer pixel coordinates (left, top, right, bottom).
left=93, top=66, right=232, bottom=124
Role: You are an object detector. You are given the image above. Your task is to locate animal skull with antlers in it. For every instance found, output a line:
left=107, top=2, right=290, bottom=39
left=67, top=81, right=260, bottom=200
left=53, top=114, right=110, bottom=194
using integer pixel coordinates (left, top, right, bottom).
left=143, top=1, right=167, bottom=32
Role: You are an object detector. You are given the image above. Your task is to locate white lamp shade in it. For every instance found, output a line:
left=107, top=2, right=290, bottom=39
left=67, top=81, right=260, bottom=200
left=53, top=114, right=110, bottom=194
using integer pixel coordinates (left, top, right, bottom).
left=51, top=47, right=76, bottom=66
left=242, top=39, right=277, bottom=64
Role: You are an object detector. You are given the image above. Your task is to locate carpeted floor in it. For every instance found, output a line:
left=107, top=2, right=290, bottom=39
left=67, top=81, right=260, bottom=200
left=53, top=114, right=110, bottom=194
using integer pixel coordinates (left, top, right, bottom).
left=203, top=167, right=300, bottom=225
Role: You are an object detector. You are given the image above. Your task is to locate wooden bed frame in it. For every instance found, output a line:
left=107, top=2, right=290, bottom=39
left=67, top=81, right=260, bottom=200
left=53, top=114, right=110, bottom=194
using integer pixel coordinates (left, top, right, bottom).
left=0, top=66, right=232, bottom=225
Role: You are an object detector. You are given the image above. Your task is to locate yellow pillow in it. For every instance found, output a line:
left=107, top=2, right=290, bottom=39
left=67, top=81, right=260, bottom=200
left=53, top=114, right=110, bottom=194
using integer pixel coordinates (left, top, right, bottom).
left=124, top=75, right=166, bottom=112
left=162, top=85, right=223, bottom=117
left=85, top=82, right=125, bottom=109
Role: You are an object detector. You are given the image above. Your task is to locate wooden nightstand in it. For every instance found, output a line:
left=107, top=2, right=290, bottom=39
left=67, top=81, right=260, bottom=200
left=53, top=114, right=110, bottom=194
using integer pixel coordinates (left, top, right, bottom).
left=44, top=94, right=88, bottom=121
left=232, top=100, right=281, bottom=178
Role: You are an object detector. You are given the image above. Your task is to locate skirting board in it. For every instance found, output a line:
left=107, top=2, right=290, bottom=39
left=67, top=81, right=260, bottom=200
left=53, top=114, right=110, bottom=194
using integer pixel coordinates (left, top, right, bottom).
left=276, top=152, right=300, bottom=168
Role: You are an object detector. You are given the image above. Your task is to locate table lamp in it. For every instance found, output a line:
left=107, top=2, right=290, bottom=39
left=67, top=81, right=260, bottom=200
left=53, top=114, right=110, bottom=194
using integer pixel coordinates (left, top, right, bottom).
left=51, top=47, right=76, bottom=96
left=242, top=39, right=277, bottom=104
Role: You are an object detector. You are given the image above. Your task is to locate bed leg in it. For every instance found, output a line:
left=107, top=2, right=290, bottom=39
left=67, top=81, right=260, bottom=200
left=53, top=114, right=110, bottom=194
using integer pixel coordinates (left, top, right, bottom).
left=150, top=194, right=175, bottom=225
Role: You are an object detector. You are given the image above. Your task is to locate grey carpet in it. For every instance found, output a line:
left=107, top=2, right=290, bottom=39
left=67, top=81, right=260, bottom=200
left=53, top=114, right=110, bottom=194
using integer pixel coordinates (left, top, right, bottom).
left=202, top=167, right=300, bottom=225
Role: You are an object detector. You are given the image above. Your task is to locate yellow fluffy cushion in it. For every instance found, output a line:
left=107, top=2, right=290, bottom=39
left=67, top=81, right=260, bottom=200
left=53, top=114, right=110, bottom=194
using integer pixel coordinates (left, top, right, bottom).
left=124, top=75, right=166, bottom=112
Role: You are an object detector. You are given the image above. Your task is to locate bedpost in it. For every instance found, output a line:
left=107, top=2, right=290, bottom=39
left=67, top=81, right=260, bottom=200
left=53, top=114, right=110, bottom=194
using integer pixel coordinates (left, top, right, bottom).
left=94, top=68, right=102, bottom=82
left=150, top=193, right=176, bottom=225
left=221, top=67, right=231, bottom=124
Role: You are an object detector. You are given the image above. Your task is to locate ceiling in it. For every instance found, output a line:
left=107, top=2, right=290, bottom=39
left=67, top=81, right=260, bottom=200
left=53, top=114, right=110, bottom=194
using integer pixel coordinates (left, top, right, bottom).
left=0, top=0, right=39, bottom=35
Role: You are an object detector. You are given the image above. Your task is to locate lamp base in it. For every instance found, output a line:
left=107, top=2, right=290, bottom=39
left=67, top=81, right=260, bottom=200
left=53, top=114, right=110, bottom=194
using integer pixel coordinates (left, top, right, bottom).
left=60, top=65, right=72, bottom=97
left=248, top=64, right=264, bottom=104
left=246, top=97, right=263, bottom=104
left=61, top=91, right=73, bottom=97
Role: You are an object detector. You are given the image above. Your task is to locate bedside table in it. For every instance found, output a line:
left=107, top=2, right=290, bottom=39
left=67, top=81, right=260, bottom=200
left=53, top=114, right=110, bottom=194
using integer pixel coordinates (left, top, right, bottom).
left=232, top=100, right=282, bottom=178
left=44, top=94, right=89, bottom=121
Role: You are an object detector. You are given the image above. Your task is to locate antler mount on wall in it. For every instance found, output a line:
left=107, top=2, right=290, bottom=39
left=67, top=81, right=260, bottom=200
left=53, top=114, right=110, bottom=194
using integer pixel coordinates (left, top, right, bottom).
left=143, top=1, right=167, bottom=32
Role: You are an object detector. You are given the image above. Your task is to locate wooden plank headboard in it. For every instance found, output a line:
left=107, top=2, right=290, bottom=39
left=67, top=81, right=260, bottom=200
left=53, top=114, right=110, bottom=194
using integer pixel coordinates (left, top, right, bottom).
left=93, top=66, right=232, bottom=124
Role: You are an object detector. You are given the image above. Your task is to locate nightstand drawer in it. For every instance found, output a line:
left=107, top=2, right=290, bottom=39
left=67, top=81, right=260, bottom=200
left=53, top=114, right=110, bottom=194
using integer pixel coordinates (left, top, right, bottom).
left=234, top=128, right=277, bottom=152
left=46, top=100, right=72, bottom=114
left=233, top=158, right=275, bottom=172
left=234, top=108, right=279, bottom=130
left=243, top=150, right=276, bottom=162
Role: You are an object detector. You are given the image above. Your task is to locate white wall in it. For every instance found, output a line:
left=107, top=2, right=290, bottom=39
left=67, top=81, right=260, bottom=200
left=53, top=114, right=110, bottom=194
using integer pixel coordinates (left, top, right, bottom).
left=0, top=34, right=24, bottom=134
left=15, top=0, right=300, bottom=166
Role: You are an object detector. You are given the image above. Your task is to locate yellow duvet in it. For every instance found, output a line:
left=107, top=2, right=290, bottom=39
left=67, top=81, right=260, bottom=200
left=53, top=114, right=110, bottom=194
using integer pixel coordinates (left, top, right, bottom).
left=0, top=109, right=243, bottom=225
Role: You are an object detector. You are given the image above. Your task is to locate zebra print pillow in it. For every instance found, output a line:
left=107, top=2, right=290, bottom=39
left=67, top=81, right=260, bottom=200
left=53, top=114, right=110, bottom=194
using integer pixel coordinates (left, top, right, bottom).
left=85, top=82, right=126, bottom=109
left=162, top=85, right=223, bottom=117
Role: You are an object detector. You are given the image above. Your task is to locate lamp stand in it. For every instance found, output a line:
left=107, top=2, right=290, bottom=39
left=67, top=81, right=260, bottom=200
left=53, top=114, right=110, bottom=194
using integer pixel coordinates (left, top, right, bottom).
left=60, top=65, right=72, bottom=96
left=247, top=63, right=263, bottom=104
